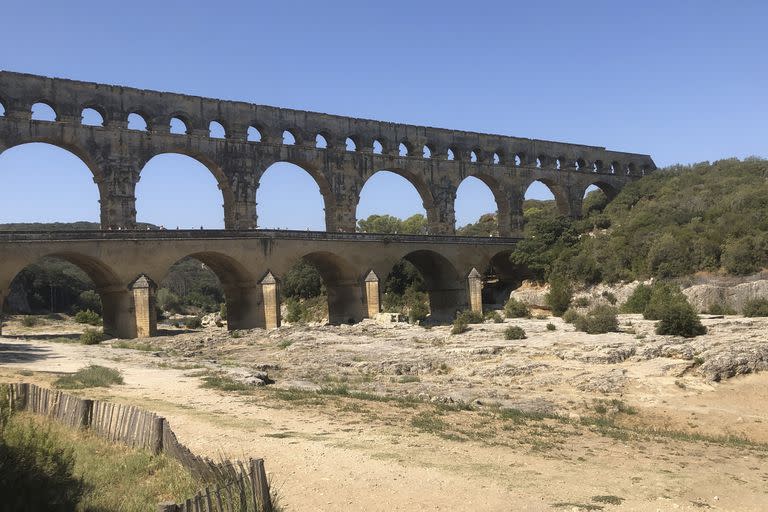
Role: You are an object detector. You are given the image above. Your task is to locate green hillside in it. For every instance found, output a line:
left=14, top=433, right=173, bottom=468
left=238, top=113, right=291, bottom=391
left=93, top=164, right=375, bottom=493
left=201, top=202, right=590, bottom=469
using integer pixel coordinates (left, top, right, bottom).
left=511, top=157, right=768, bottom=283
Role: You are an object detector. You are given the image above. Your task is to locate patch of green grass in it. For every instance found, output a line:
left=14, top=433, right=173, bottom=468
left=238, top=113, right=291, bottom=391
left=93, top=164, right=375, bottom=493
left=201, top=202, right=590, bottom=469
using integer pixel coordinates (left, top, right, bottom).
left=3, top=413, right=199, bottom=511
left=552, top=502, right=603, bottom=511
left=592, top=495, right=624, bottom=505
left=498, top=407, right=558, bottom=424
left=276, top=339, right=294, bottom=350
left=397, top=375, right=421, bottom=383
left=199, top=373, right=253, bottom=393
left=17, top=369, right=34, bottom=377
left=411, top=411, right=447, bottom=434
left=20, top=316, right=40, bottom=327
left=54, top=365, right=123, bottom=389
left=111, top=340, right=158, bottom=351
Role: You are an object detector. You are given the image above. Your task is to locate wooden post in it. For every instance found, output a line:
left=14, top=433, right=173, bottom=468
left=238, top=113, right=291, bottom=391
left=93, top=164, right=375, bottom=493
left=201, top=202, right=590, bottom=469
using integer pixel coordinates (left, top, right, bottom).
left=467, top=268, right=483, bottom=315
left=364, top=270, right=380, bottom=318
left=151, top=416, right=164, bottom=455
left=251, top=458, right=273, bottom=512
left=156, top=503, right=178, bottom=512
left=80, top=399, right=93, bottom=429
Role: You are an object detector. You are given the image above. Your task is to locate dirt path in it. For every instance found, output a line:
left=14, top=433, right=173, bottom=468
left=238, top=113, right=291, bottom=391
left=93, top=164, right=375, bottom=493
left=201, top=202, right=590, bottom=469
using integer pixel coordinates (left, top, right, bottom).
left=1, top=318, right=768, bottom=511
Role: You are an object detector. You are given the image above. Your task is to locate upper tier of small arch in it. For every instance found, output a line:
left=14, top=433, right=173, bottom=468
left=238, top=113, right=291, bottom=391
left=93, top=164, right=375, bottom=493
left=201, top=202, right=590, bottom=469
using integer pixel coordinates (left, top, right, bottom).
left=0, top=71, right=656, bottom=174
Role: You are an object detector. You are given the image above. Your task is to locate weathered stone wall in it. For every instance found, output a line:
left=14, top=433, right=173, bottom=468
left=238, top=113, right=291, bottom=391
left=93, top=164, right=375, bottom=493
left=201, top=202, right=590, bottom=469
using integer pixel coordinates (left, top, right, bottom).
left=0, top=71, right=656, bottom=235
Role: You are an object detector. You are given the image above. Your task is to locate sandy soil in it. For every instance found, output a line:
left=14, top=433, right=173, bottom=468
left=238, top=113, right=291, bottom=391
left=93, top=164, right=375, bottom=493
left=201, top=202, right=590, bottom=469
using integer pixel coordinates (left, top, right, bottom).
left=1, top=313, right=767, bottom=511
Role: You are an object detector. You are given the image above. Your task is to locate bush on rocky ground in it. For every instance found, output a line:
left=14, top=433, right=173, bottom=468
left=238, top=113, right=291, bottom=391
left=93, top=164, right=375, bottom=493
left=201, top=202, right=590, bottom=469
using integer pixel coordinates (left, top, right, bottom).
left=655, top=300, right=707, bottom=337
left=74, top=309, right=102, bottom=326
left=456, top=310, right=484, bottom=324
left=484, top=310, right=503, bottom=323
left=573, top=305, right=619, bottom=334
left=504, top=326, right=526, bottom=340
left=450, top=318, right=468, bottom=334
left=503, top=298, right=530, bottom=318
left=545, top=276, right=573, bottom=316
left=79, top=328, right=105, bottom=345
left=742, top=298, right=768, bottom=317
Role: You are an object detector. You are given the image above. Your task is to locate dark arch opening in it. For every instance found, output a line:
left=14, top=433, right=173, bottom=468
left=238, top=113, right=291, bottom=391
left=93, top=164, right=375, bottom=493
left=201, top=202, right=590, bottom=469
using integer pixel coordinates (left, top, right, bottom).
left=31, top=102, right=57, bottom=122
left=0, top=142, right=101, bottom=225
left=399, top=142, right=409, bottom=157
left=398, top=250, right=465, bottom=321
left=137, top=153, right=229, bottom=229
left=583, top=182, right=617, bottom=219
left=481, top=251, right=531, bottom=308
left=256, top=161, right=328, bottom=230
left=356, top=170, right=430, bottom=233
left=470, top=150, right=478, bottom=163
left=455, top=176, right=500, bottom=236
left=373, top=140, right=383, bottom=154
left=0, top=99, right=5, bottom=117
left=2, top=253, right=124, bottom=338
left=128, top=112, right=148, bottom=131
left=346, top=137, right=357, bottom=152
left=157, top=252, right=254, bottom=331
left=423, top=145, right=433, bottom=159
left=284, top=252, right=364, bottom=325
left=81, top=108, right=104, bottom=127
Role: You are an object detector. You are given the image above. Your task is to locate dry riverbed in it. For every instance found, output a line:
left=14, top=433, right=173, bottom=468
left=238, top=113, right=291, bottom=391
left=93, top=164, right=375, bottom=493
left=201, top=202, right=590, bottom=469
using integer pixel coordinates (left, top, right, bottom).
left=1, top=313, right=767, bottom=511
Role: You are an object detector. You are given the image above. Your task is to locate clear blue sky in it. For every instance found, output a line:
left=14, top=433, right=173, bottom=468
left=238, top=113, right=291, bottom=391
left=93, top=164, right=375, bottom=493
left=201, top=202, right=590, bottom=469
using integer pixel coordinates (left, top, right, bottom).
left=0, top=1, right=765, bottom=229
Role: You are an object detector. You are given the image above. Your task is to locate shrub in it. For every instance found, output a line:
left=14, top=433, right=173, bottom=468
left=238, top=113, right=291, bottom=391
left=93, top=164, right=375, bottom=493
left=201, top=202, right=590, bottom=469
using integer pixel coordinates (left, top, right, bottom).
left=574, top=305, right=619, bottom=334
left=706, top=302, right=737, bottom=315
left=546, top=323, right=556, bottom=331
left=21, top=316, right=39, bottom=327
left=545, top=276, right=573, bottom=316
left=156, top=288, right=182, bottom=314
left=219, top=302, right=227, bottom=319
left=562, top=308, right=580, bottom=324
left=643, top=283, right=689, bottom=320
left=484, top=310, right=503, bottom=323
left=77, top=290, right=102, bottom=315
left=504, top=326, right=527, bottom=340
left=622, top=283, right=652, bottom=313
left=451, top=318, right=468, bottom=334
left=573, top=297, right=591, bottom=308
left=456, top=310, right=484, bottom=324
left=183, top=316, right=202, bottom=329
left=74, top=309, right=102, bottom=326
left=408, top=300, right=429, bottom=324
left=79, top=328, right=105, bottom=345
left=654, top=301, right=707, bottom=337
left=742, top=298, right=768, bottom=317
left=54, top=365, right=123, bottom=389
left=0, top=417, right=84, bottom=510
left=503, top=298, right=530, bottom=318
left=601, top=291, right=618, bottom=305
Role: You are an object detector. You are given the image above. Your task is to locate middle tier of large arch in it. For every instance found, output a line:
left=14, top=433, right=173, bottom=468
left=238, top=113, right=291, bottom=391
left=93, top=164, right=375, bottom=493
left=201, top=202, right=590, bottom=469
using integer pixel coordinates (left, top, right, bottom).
left=0, top=117, right=637, bottom=234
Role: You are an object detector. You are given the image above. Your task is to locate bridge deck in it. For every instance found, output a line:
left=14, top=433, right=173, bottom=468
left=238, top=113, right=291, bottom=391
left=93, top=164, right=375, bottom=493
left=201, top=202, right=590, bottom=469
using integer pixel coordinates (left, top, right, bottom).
left=0, top=229, right=521, bottom=245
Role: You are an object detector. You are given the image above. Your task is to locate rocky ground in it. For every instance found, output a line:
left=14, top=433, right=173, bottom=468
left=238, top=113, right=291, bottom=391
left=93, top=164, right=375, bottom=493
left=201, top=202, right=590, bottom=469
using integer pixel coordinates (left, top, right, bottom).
left=1, top=313, right=767, bottom=511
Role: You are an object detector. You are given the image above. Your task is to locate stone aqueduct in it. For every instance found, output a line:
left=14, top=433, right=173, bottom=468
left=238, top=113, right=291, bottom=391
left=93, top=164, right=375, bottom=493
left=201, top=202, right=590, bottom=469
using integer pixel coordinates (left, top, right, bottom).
left=0, top=71, right=656, bottom=338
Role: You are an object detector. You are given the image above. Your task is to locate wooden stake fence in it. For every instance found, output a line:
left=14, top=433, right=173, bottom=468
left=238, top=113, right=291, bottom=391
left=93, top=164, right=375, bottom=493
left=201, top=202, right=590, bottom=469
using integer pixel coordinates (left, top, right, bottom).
left=6, top=383, right=272, bottom=512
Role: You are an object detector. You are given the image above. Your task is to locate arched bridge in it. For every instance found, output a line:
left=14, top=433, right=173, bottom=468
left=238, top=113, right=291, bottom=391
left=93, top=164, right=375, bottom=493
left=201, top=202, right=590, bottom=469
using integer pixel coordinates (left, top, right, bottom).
left=0, top=71, right=656, bottom=236
left=0, top=230, right=521, bottom=338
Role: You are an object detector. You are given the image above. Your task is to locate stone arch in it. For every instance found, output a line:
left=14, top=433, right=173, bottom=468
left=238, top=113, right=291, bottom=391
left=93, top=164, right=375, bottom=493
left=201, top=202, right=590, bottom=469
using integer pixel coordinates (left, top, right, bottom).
left=298, top=251, right=366, bottom=324
left=79, top=104, right=107, bottom=126
left=127, top=109, right=151, bottom=131
left=256, top=159, right=334, bottom=230
left=523, top=178, right=570, bottom=216
left=169, top=113, right=191, bottom=135
left=455, top=173, right=506, bottom=235
left=137, top=151, right=234, bottom=228
left=0, top=140, right=104, bottom=183
left=359, top=168, right=434, bottom=215
left=30, top=101, right=58, bottom=121
left=585, top=180, right=619, bottom=201
left=397, top=249, right=466, bottom=321
left=2, top=251, right=128, bottom=338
